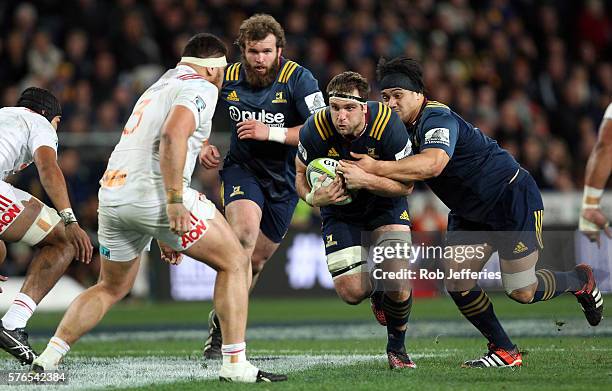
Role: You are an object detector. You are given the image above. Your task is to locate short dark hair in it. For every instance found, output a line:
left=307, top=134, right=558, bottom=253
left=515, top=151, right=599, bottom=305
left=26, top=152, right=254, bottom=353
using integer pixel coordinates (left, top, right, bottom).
left=236, top=14, right=286, bottom=50
left=326, top=71, right=370, bottom=99
left=16, top=87, right=61, bottom=122
left=376, top=57, right=424, bottom=93
left=182, top=33, right=228, bottom=58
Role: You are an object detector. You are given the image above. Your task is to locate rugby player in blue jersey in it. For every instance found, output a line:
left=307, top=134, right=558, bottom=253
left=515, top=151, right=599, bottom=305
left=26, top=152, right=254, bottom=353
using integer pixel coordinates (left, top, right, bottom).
left=349, top=57, right=603, bottom=368
left=200, top=14, right=325, bottom=358
left=296, top=71, right=416, bottom=369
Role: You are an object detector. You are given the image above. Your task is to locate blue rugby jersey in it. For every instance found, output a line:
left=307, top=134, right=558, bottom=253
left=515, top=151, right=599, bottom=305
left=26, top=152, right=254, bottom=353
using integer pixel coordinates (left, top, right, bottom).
left=221, top=58, right=324, bottom=201
left=298, top=102, right=412, bottom=223
left=410, top=100, right=520, bottom=221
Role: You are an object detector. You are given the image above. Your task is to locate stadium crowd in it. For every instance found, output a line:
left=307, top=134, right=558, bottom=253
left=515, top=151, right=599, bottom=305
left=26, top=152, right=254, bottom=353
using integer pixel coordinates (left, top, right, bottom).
left=0, top=0, right=610, bottom=281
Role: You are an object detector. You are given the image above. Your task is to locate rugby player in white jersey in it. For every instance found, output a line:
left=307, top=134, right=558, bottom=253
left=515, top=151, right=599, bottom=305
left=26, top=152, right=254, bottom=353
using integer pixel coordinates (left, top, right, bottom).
left=0, top=87, right=93, bottom=365
left=580, top=102, right=612, bottom=244
left=32, top=33, right=287, bottom=383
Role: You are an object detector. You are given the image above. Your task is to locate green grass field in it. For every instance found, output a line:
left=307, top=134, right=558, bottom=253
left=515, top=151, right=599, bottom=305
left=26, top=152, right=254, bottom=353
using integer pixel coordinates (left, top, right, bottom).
left=1, top=294, right=611, bottom=390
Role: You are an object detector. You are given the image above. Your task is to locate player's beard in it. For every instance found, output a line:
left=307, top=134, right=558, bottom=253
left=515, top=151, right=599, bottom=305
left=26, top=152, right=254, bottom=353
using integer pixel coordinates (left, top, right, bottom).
left=243, top=56, right=280, bottom=88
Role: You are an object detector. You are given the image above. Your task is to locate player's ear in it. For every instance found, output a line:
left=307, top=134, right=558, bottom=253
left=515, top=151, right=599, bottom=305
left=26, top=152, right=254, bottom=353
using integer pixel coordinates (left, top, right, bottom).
left=277, top=47, right=283, bottom=60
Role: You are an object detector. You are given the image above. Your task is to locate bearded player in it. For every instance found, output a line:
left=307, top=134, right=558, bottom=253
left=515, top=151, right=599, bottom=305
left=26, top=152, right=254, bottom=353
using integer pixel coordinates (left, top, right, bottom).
left=200, top=14, right=325, bottom=358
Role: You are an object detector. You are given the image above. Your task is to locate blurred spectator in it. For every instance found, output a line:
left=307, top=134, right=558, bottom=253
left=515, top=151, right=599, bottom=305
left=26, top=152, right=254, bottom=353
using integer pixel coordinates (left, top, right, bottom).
left=27, top=30, right=63, bottom=82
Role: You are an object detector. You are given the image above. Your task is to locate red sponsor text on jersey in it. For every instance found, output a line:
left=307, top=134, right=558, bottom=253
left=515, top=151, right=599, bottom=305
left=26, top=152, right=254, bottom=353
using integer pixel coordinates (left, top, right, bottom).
left=180, top=212, right=208, bottom=248
left=0, top=194, right=22, bottom=233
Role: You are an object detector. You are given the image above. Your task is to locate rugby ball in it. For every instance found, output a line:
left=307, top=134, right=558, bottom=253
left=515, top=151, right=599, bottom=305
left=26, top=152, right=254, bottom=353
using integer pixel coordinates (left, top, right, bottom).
left=306, top=158, right=352, bottom=205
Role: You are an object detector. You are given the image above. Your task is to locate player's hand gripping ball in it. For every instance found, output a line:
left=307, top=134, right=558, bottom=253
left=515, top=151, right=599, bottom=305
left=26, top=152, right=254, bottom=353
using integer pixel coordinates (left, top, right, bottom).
left=306, top=158, right=353, bottom=205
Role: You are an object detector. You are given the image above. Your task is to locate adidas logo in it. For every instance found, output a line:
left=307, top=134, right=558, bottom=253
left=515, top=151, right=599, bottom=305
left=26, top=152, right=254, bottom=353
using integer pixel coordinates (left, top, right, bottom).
left=327, top=147, right=339, bottom=157
left=513, top=241, right=528, bottom=254
left=400, top=210, right=410, bottom=221
left=227, top=90, right=239, bottom=101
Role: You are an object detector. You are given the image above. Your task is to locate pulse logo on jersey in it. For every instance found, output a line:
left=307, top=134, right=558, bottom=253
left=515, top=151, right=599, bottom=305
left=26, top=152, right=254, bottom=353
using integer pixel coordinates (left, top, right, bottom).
left=228, top=106, right=285, bottom=126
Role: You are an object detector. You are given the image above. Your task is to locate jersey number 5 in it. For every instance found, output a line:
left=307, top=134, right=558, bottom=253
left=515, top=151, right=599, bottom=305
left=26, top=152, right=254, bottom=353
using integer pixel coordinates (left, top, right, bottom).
left=122, top=99, right=152, bottom=135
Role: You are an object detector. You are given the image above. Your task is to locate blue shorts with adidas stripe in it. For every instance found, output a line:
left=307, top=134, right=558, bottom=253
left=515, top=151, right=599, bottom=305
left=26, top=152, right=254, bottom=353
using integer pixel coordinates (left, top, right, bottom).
left=221, top=161, right=298, bottom=243
left=445, top=168, right=544, bottom=260
left=321, top=197, right=411, bottom=255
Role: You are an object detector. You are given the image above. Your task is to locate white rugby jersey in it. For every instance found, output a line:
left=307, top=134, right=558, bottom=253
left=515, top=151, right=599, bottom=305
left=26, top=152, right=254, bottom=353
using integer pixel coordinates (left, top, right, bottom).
left=99, top=65, right=218, bottom=206
left=0, top=107, right=58, bottom=181
left=604, top=102, right=612, bottom=120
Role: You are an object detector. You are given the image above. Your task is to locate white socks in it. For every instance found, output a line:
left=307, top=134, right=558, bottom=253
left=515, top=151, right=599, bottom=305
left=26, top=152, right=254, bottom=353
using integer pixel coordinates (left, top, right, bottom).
left=33, top=337, right=70, bottom=370
left=2, top=293, right=37, bottom=330
left=219, top=342, right=259, bottom=382
left=221, top=342, right=247, bottom=365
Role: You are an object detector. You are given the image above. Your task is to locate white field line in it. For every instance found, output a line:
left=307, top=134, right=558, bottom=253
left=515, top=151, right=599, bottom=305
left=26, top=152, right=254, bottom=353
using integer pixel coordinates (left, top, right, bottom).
left=27, top=318, right=609, bottom=344
left=0, top=353, right=411, bottom=390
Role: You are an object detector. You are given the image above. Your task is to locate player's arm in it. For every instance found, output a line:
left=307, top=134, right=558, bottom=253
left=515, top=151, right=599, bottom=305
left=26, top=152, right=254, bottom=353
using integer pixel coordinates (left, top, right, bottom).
left=160, top=105, right=195, bottom=236
left=337, top=159, right=413, bottom=196
left=354, top=114, right=456, bottom=182
left=580, top=108, right=612, bottom=242
left=34, top=146, right=93, bottom=262
left=356, top=148, right=450, bottom=182
left=236, top=121, right=301, bottom=146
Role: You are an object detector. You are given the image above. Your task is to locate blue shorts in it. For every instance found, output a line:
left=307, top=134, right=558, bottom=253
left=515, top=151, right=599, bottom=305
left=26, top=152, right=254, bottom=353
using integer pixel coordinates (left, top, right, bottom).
left=446, top=168, right=544, bottom=260
left=321, top=197, right=411, bottom=255
left=220, top=162, right=298, bottom=244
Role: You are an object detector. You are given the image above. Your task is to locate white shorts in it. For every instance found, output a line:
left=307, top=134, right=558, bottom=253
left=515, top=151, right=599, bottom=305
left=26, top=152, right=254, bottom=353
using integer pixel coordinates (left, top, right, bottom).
left=0, top=180, right=30, bottom=235
left=0, top=180, right=60, bottom=245
left=98, top=188, right=217, bottom=262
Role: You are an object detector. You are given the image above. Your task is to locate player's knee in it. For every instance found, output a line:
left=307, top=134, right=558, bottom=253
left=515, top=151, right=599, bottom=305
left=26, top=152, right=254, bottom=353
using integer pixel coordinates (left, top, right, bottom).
left=507, top=287, right=535, bottom=304
left=251, top=253, right=269, bottom=275
left=98, top=279, right=132, bottom=302
left=230, top=223, right=259, bottom=252
left=502, top=267, right=537, bottom=303
left=40, top=224, right=75, bottom=258
left=445, top=278, right=476, bottom=293
left=384, top=288, right=411, bottom=302
left=334, top=280, right=368, bottom=305
left=218, top=247, right=250, bottom=275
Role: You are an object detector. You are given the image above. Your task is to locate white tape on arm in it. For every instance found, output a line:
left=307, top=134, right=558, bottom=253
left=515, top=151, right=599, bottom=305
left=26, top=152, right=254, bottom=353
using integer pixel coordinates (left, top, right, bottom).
left=268, top=127, right=288, bottom=144
left=583, top=185, right=604, bottom=209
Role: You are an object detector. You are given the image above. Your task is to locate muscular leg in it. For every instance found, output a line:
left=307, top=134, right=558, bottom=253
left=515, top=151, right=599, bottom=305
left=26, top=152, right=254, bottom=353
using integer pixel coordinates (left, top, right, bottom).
left=185, top=213, right=250, bottom=345
left=444, top=245, right=515, bottom=350
left=20, top=224, right=75, bottom=303
left=501, top=251, right=584, bottom=304
left=1, top=198, right=74, bottom=331
left=32, top=256, right=140, bottom=369
left=249, top=232, right=279, bottom=293
left=333, top=272, right=372, bottom=305
left=371, top=226, right=413, bottom=358
left=225, top=200, right=261, bottom=257
left=56, top=257, right=140, bottom=345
